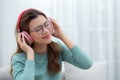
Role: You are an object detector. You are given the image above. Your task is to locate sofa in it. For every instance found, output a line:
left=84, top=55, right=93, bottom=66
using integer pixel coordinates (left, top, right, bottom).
left=0, top=66, right=12, bottom=80
left=63, top=61, right=107, bottom=80
left=0, top=61, right=107, bottom=80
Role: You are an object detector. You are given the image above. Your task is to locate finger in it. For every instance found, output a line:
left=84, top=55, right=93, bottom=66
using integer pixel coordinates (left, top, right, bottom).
left=48, top=17, right=53, bottom=20
left=17, top=33, right=23, bottom=45
left=51, top=21, right=59, bottom=30
left=22, top=34, right=26, bottom=44
left=50, top=19, right=57, bottom=26
left=48, top=17, right=61, bottom=30
left=48, top=17, right=57, bottom=23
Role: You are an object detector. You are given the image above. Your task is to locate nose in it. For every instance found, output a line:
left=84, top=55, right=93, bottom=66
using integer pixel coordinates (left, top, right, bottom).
left=42, top=27, right=49, bottom=34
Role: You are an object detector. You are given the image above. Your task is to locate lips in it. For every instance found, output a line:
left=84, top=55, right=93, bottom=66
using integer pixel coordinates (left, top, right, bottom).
left=43, top=34, right=51, bottom=39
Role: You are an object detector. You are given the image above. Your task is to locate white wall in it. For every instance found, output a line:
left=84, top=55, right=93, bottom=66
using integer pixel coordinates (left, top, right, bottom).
left=0, top=0, right=16, bottom=66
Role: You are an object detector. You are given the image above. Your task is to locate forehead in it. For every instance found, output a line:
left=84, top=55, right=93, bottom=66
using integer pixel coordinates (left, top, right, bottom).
left=29, top=15, right=47, bottom=29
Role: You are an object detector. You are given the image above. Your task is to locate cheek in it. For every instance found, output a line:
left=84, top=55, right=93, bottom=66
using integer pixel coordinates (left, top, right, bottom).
left=31, top=34, right=43, bottom=42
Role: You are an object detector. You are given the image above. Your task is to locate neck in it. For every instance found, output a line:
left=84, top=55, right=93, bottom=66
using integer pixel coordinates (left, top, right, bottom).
left=33, top=43, right=47, bottom=54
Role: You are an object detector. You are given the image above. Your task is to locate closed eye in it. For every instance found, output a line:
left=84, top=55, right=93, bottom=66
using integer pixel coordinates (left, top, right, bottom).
left=44, top=21, right=49, bottom=27
left=34, top=26, right=42, bottom=32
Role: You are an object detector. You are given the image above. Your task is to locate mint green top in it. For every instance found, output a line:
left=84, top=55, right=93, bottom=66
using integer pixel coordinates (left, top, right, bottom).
left=12, top=40, right=93, bottom=80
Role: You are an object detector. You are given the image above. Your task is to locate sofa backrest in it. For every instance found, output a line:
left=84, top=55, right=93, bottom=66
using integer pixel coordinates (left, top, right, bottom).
left=0, top=67, right=12, bottom=80
left=64, top=61, right=107, bottom=80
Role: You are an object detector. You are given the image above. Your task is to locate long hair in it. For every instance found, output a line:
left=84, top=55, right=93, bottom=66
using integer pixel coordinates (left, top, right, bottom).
left=10, top=9, right=62, bottom=75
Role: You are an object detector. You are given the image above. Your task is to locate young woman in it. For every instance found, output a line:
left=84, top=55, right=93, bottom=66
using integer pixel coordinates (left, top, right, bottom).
left=11, top=8, right=93, bottom=80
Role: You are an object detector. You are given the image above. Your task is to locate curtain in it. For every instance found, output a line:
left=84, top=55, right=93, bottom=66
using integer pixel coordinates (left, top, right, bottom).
left=75, top=0, right=120, bottom=80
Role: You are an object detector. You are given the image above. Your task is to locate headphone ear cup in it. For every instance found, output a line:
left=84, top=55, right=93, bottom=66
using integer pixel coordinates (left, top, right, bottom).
left=48, top=18, right=55, bottom=34
left=20, top=31, right=33, bottom=46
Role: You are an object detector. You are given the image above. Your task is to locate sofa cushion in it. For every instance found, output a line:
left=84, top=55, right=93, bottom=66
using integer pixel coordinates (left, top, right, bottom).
left=64, top=61, right=107, bottom=80
left=0, top=67, right=12, bottom=80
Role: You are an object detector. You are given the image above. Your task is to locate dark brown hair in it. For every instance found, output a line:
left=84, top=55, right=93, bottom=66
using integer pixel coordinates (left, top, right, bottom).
left=10, top=9, right=62, bottom=75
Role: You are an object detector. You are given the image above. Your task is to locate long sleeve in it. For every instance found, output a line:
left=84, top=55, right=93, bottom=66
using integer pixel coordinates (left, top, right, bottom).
left=12, top=53, right=35, bottom=80
left=59, top=40, right=93, bottom=69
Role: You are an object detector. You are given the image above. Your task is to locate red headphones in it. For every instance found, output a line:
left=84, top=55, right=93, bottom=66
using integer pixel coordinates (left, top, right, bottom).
left=17, top=8, right=35, bottom=46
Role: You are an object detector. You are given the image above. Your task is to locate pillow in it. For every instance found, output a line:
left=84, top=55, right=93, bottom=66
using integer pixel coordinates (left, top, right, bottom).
left=0, top=67, right=12, bottom=80
left=64, top=61, right=107, bottom=80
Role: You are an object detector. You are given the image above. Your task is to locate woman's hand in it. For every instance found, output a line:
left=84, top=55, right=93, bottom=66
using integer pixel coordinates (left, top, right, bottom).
left=50, top=18, right=65, bottom=39
left=17, top=33, right=34, bottom=54
left=50, top=18, right=75, bottom=48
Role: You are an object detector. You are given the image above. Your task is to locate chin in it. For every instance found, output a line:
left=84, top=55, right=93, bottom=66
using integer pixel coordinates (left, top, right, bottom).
left=44, top=35, right=52, bottom=44
left=46, top=39, right=52, bottom=44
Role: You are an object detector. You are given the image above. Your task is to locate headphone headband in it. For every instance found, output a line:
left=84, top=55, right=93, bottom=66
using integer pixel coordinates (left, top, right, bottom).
left=17, top=8, right=35, bottom=33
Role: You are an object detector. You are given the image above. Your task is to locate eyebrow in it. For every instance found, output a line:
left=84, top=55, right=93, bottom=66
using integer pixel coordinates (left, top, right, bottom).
left=33, top=20, right=48, bottom=29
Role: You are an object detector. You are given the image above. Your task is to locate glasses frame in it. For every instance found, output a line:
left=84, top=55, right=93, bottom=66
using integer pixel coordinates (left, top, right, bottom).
left=30, top=19, right=53, bottom=34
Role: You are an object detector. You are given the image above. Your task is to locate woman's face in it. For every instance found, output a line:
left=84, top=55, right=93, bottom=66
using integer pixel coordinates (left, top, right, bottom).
left=29, top=15, right=53, bottom=45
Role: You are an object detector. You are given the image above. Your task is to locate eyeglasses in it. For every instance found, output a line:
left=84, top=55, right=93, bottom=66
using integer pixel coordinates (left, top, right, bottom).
left=30, top=20, right=52, bottom=34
